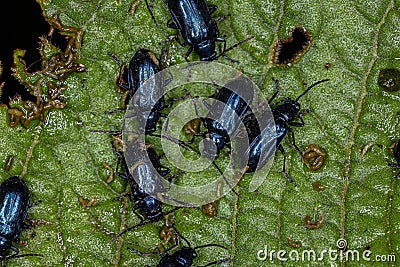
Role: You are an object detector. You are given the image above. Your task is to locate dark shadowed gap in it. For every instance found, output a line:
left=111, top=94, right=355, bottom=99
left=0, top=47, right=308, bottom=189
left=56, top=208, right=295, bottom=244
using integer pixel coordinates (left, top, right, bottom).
left=0, top=0, right=49, bottom=104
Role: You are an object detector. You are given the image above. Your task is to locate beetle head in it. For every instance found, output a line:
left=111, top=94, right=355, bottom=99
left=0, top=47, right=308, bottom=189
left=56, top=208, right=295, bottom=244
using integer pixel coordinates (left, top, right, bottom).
left=0, top=237, right=12, bottom=257
left=196, top=40, right=217, bottom=61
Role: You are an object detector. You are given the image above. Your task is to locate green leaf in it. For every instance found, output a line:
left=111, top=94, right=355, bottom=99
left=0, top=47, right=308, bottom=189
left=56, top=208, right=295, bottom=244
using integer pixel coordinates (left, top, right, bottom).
left=1, top=0, right=399, bottom=266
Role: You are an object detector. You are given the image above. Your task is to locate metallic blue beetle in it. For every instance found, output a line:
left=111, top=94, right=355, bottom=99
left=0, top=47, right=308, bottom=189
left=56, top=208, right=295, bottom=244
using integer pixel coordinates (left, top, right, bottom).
left=0, top=176, right=41, bottom=263
left=165, top=0, right=225, bottom=61
left=110, top=49, right=166, bottom=133
left=238, top=78, right=329, bottom=186
left=115, top=139, right=170, bottom=223
left=201, top=76, right=254, bottom=160
left=111, top=139, right=182, bottom=241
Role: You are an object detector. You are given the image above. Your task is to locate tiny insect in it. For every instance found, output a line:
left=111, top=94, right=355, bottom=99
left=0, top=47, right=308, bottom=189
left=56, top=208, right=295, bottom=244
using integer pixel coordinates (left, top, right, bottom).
left=325, top=63, right=331, bottom=70
left=0, top=176, right=42, bottom=264
left=164, top=0, right=223, bottom=61
left=160, top=0, right=254, bottom=61
left=130, top=226, right=229, bottom=266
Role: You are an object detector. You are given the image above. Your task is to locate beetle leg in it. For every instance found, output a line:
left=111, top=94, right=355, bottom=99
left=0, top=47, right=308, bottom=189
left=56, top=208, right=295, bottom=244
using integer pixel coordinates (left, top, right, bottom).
left=214, top=14, right=230, bottom=22
left=215, top=37, right=226, bottom=50
left=128, top=247, right=160, bottom=256
left=105, top=108, right=125, bottom=114
left=269, top=78, right=280, bottom=104
left=158, top=166, right=171, bottom=177
left=208, top=4, right=218, bottom=14
left=289, top=111, right=306, bottom=127
left=132, top=205, right=146, bottom=221
left=117, top=171, right=129, bottom=181
left=167, top=19, right=178, bottom=29
left=289, top=121, right=304, bottom=127
left=120, top=90, right=131, bottom=109
left=144, top=0, right=159, bottom=27
left=277, top=145, right=297, bottom=186
left=201, top=258, right=230, bottom=267
left=108, top=53, right=130, bottom=92
left=291, top=109, right=313, bottom=127
left=184, top=46, right=194, bottom=62
left=289, top=130, right=303, bottom=156
left=10, top=246, right=19, bottom=254
left=114, top=192, right=131, bottom=201
left=202, top=98, right=213, bottom=110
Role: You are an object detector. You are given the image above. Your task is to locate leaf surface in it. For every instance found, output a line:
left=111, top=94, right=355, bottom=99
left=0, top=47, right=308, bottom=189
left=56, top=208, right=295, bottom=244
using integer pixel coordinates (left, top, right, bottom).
left=0, top=0, right=399, bottom=266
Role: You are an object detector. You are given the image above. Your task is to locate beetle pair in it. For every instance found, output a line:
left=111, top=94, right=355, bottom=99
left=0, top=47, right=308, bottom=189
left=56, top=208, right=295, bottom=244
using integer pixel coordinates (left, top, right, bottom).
left=193, top=77, right=329, bottom=186
left=237, top=78, right=329, bottom=186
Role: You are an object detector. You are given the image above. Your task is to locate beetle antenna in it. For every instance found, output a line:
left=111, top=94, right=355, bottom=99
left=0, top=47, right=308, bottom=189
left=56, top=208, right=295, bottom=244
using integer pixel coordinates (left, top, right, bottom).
left=144, top=0, right=159, bottom=28
left=89, top=129, right=122, bottom=134
left=219, top=36, right=255, bottom=55
left=2, top=252, right=43, bottom=266
left=154, top=133, right=242, bottom=199
left=111, top=220, right=150, bottom=242
left=216, top=36, right=255, bottom=61
left=172, top=225, right=191, bottom=248
left=194, top=243, right=228, bottom=250
left=295, top=79, right=329, bottom=101
left=107, top=52, right=123, bottom=66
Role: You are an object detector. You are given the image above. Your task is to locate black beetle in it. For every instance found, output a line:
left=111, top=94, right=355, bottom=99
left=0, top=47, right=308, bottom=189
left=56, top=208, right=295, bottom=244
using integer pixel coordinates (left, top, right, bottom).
left=165, top=0, right=225, bottom=61
left=109, top=49, right=167, bottom=133
left=111, top=138, right=182, bottom=241
left=130, top=226, right=229, bottom=267
left=0, top=176, right=42, bottom=264
left=199, top=76, right=254, bottom=160
left=237, top=78, right=329, bottom=186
